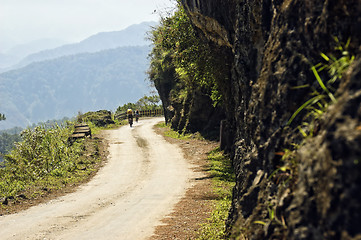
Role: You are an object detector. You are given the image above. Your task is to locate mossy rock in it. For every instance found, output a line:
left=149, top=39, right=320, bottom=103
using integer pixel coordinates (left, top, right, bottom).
left=81, top=110, right=115, bottom=127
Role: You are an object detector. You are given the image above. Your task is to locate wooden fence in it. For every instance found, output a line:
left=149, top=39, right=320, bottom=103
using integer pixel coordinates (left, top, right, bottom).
left=114, top=108, right=164, bottom=120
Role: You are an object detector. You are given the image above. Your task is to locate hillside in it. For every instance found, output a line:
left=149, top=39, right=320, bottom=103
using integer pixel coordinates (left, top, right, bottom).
left=0, top=45, right=151, bottom=129
left=13, top=22, right=155, bottom=70
left=150, top=1, right=361, bottom=239
left=0, top=39, right=68, bottom=71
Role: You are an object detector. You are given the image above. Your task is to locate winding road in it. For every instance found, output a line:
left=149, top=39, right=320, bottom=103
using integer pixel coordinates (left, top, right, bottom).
left=0, top=117, right=193, bottom=240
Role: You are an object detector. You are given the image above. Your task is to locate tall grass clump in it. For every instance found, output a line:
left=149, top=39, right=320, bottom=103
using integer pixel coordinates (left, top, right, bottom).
left=0, top=124, right=92, bottom=201
left=287, top=37, right=354, bottom=132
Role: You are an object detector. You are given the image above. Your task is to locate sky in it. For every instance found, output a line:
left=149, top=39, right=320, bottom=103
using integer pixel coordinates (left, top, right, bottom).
left=0, top=0, right=176, bottom=52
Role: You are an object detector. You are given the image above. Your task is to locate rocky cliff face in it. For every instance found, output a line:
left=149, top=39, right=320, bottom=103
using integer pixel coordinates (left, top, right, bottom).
left=182, top=0, right=361, bottom=239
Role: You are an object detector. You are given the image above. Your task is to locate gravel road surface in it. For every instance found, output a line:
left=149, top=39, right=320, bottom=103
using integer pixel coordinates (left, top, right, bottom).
left=0, top=117, right=193, bottom=240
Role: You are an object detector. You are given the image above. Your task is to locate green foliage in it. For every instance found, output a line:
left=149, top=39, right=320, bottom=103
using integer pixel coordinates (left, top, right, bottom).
left=197, top=199, right=232, bottom=240
left=317, top=37, right=355, bottom=86
left=115, top=94, right=162, bottom=115
left=164, top=129, right=192, bottom=140
left=197, top=147, right=235, bottom=240
left=208, top=148, right=235, bottom=183
left=156, top=122, right=168, bottom=128
left=80, top=110, right=114, bottom=127
left=30, top=117, right=72, bottom=130
left=269, top=148, right=298, bottom=188
left=0, top=124, right=97, bottom=200
left=0, top=113, right=5, bottom=121
left=156, top=122, right=206, bottom=140
left=287, top=38, right=354, bottom=127
left=116, top=103, right=138, bottom=113
left=264, top=38, right=355, bottom=233
left=136, top=95, right=161, bottom=110
left=156, top=122, right=192, bottom=139
left=148, top=3, right=225, bottom=107
left=155, top=123, right=234, bottom=239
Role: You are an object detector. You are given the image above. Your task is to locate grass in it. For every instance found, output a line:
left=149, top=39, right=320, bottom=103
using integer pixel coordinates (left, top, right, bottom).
left=156, top=122, right=204, bottom=140
left=0, top=114, right=151, bottom=211
left=262, top=38, right=355, bottom=234
left=86, top=119, right=127, bottom=134
left=157, top=123, right=235, bottom=239
left=197, top=147, right=235, bottom=240
left=287, top=38, right=354, bottom=127
left=0, top=123, right=103, bottom=210
left=156, top=122, right=192, bottom=139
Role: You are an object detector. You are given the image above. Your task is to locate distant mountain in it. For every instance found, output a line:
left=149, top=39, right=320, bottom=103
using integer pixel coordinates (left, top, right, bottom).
left=14, top=21, right=155, bottom=69
left=0, top=45, right=152, bottom=130
left=6, top=38, right=68, bottom=59
left=0, top=53, right=18, bottom=71
left=0, top=39, right=68, bottom=70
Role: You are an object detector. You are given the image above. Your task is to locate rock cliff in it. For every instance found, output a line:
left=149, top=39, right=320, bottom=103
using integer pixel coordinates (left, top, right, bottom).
left=181, top=0, right=361, bottom=239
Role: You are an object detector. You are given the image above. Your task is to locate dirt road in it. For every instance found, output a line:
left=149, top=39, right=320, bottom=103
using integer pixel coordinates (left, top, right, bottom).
left=0, top=118, right=194, bottom=240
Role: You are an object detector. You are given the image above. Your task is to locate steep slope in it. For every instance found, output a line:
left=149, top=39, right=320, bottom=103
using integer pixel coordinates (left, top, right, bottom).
left=167, top=1, right=361, bottom=239
left=0, top=46, right=151, bottom=129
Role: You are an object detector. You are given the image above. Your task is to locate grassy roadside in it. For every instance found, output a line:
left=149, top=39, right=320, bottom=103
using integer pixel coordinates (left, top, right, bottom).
left=0, top=120, right=124, bottom=214
left=196, top=147, right=235, bottom=240
left=156, top=123, right=235, bottom=239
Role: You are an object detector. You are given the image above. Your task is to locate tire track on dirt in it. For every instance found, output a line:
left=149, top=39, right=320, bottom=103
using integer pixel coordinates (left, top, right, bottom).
left=0, top=118, right=192, bottom=240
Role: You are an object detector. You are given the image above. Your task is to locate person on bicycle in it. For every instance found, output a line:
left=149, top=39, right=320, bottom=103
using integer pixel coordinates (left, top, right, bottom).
left=127, top=109, right=134, bottom=127
left=135, top=109, right=140, bottom=122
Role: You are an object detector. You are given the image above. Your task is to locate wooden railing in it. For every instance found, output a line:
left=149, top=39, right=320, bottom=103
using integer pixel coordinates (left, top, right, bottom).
left=68, top=123, right=92, bottom=144
left=114, top=108, right=164, bottom=120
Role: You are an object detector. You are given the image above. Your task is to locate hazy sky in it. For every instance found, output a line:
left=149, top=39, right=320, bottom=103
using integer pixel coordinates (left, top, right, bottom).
left=0, top=0, right=176, bottom=52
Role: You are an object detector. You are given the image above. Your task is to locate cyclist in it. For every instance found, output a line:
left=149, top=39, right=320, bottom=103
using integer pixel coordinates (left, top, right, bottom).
left=135, top=109, right=140, bottom=123
left=127, top=109, right=133, bottom=127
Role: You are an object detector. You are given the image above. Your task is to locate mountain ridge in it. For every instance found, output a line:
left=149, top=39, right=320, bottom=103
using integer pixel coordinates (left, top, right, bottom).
left=0, top=45, right=152, bottom=130
left=13, top=21, right=155, bottom=70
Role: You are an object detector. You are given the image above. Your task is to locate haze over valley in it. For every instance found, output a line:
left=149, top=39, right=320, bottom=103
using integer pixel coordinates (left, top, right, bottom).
left=0, top=22, right=155, bottom=130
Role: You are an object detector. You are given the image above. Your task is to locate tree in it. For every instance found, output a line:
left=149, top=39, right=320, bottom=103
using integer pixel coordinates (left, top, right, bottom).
left=116, top=103, right=138, bottom=113
left=136, top=95, right=161, bottom=110
left=147, top=3, right=224, bottom=106
left=0, top=113, right=5, bottom=121
left=115, top=94, right=162, bottom=115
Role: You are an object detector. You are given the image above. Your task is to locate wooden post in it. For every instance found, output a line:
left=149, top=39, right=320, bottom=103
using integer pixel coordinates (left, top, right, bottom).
left=220, top=119, right=227, bottom=150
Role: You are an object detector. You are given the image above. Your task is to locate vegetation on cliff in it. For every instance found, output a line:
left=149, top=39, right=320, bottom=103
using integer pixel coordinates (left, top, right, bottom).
left=152, top=0, right=361, bottom=239
left=147, top=2, right=227, bottom=136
